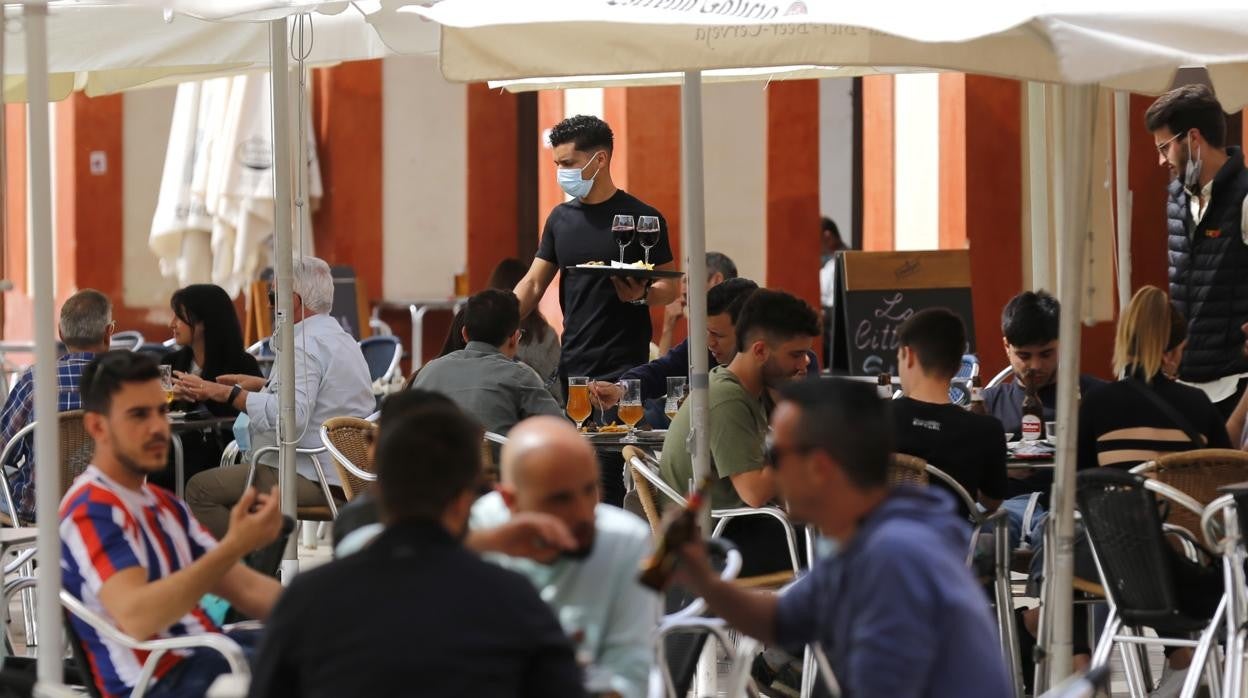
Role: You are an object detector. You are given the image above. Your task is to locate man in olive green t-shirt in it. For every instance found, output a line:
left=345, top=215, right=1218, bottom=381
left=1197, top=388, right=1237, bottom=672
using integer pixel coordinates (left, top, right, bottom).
left=658, top=290, right=820, bottom=574
left=661, top=366, right=768, bottom=510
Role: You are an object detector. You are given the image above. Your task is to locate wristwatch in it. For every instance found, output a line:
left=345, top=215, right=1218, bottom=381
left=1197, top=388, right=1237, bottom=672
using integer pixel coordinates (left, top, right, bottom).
left=227, top=383, right=243, bottom=405
left=631, top=280, right=654, bottom=306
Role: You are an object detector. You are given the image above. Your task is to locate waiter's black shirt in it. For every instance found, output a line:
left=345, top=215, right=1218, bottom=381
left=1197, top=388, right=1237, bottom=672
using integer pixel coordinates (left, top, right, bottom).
left=537, top=189, right=673, bottom=380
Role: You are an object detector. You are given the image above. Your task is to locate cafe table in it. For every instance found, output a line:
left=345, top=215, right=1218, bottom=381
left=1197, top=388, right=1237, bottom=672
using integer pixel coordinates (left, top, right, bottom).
left=170, top=414, right=239, bottom=497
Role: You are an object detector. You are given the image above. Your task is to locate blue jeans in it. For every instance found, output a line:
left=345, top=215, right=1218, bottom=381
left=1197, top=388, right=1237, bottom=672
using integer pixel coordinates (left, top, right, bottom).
left=144, top=629, right=261, bottom=698
left=1001, top=493, right=1047, bottom=551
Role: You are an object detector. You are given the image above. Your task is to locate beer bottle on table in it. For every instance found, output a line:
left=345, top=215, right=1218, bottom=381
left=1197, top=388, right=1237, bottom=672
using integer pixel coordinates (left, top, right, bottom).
left=639, top=477, right=712, bottom=591
left=877, top=373, right=893, bottom=400
left=1021, top=370, right=1046, bottom=441
left=968, top=375, right=988, bottom=415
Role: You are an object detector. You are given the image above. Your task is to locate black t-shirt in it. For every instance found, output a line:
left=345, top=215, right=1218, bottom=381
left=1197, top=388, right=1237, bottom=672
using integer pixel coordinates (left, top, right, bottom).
left=537, top=189, right=673, bottom=380
left=892, top=397, right=1008, bottom=516
left=1077, top=375, right=1232, bottom=471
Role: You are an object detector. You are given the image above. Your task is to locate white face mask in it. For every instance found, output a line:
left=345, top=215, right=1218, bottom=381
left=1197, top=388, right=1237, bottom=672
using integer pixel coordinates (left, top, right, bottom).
left=556, top=151, right=605, bottom=199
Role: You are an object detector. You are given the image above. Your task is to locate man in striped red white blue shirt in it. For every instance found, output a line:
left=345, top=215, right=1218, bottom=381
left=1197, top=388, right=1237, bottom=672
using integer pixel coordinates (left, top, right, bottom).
left=61, top=351, right=283, bottom=698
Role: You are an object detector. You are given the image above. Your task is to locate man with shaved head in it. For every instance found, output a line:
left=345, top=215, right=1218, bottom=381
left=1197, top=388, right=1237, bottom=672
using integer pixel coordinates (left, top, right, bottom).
left=471, top=416, right=659, bottom=698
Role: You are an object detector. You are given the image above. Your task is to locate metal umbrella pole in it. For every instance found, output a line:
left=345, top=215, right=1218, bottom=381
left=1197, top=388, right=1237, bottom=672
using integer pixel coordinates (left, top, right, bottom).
left=1041, top=83, right=1099, bottom=691
left=23, top=0, right=64, bottom=691
left=268, top=16, right=299, bottom=582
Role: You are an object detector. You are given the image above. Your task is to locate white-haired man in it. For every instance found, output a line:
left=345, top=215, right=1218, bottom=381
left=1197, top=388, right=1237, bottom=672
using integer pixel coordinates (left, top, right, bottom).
left=181, top=257, right=375, bottom=539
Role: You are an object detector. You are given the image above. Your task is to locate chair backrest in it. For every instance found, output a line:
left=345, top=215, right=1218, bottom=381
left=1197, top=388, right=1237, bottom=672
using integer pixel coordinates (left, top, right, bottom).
left=359, top=336, right=402, bottom=384
left=1076, top=468, right=1188, bottom=627
left=623, top=445, right=685, bottom=539
left=888, top=453, right=929, bottom=487
left=58, top=410, right=93, bottom=497
left=320, top=417, right=376, bottom=501
left=1133, top=448, right=1248, bottom=540
left=109, top=331, right=144, bottom=352
left=986, top=365, right=1014, bottom=389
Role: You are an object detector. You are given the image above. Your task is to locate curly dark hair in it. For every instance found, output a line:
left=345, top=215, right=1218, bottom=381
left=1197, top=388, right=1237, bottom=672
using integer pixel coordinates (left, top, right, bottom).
left=734, top=289, right=820, bottom=353
left=548, top=114, right=614, bottom=154
left=1145, top=83, right=1227, bottom=148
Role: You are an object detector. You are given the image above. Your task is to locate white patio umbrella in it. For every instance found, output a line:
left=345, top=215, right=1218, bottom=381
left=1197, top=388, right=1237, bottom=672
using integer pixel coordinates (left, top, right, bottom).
left=149, top=73, right=323, bottom=295
left=403, top=0, right=1248, bottom=690
left=1, top=2, right=392, bottom=101
left=11, top=4, right=407, bottom=691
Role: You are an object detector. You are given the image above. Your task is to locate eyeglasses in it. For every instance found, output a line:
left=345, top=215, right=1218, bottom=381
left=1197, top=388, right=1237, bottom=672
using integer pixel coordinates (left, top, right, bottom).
left=1156, top=131, right=1187, bottom=156
left=764, top=440, right=814, bottom=467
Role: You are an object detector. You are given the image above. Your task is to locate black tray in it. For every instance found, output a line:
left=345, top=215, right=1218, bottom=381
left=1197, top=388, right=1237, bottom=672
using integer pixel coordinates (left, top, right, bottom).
left=565, top=265, right=684, bottom=280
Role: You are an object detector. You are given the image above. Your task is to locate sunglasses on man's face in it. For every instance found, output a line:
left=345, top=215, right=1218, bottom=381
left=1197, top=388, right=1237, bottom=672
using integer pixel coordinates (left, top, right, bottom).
left=764, top=441, right=814, bottom=468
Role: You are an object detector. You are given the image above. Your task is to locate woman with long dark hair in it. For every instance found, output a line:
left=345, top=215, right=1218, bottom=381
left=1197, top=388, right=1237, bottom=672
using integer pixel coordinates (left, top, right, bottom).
left=160, top=284, right=262, bottom=487
left=489, top=258, right=561, bottom=400
left=165, top=284, right=262, bottom=411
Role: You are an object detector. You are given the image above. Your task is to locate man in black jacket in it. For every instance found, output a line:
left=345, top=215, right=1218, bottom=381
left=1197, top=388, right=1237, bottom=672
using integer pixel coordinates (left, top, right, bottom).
left=1148, top=84, right=1248, bottom=418
left=248, top=392, right=585, bottom=698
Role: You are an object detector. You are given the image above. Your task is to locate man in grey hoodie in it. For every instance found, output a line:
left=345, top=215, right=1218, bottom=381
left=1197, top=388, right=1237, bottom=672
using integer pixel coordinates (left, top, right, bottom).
left=672, top=379, right=1010, bottom=697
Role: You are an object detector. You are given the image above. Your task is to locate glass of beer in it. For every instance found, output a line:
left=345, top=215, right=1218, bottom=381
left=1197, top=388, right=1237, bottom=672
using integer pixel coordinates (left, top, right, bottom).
left=159, top=366, right=175, bottom=405
left=567, top=377, right=592, bottom=430
left=618, top=379, right=643, bottom=443
left=664, top=376, right=686, bottom=422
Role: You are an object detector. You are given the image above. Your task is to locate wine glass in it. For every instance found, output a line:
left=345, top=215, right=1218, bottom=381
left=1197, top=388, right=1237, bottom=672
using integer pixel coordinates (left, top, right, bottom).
left=664, top=376, right=686, bottom=423
left=159, top=366, right=175, bottom=406
left=611, top=215, right=635, bottom=264
left=618, top=379, right=643, bottom=443
left=637, top=216, right=661, bottom=265
left=567, top=377, right=592, bottom=431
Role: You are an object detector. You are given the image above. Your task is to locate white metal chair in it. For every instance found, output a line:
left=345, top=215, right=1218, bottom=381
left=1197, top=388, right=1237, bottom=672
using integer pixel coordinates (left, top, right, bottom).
left=59, top=588, right=250, bottom=697
left=1202, top=488, right=1248, bottom=698
left=985, top=365, right=1014, bottom=389
left=109, top=330, right=145, bottom=352
left=624, top=446, right=806, bottom=578
left=244, top=445, right=339, bottom=550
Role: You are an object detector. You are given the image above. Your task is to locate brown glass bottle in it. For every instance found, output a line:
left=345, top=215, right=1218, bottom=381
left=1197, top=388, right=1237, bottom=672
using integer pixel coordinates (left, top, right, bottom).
left=1021, top=369, right=1046, bottom=441
left=639, top=477, right=712, bottom=591
left=877, top=373, right=894, bottom=399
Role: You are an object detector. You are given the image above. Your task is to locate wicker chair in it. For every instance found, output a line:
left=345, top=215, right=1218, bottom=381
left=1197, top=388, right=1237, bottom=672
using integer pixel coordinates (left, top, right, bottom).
left=1131, top=448, right=1248, bottom=549
left=0, top=409, right=93, bottom=525
left=319, top=418, right=376, bottom=502
left=888, top=453, right=929, bottom=487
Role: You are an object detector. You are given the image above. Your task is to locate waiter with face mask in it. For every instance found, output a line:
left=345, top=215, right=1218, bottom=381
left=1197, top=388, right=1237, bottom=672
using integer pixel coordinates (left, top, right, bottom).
left=1148, top=84, right=1248, bottom=428
left=513, top=115, right=680, bottom=387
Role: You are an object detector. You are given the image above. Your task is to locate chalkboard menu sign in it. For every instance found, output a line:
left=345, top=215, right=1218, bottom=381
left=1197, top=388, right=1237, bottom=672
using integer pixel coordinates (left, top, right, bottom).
left=829, top=250, right=975, bottom=376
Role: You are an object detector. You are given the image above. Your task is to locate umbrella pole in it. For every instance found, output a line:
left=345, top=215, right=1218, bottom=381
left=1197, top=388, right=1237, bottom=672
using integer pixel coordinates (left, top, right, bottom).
left=268, top=17, right=299, bottom=582
left=680, top=70, right=715, bottom=698
left=681, top=70, right=709, bottom=511
left=24, top=0, right=63, bottom=690
left=1114, top=91, right=1132, bottom=308
left=1042, top=84, right=1098, bottom=690
left=1026, top=82, right=1050, bottom=290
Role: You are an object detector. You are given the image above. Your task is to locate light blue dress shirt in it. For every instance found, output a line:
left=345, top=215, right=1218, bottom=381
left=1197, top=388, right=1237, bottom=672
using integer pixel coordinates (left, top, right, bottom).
left=471, top=492, right=660, bottom=698
left=246, top=313, right=375, bottom=486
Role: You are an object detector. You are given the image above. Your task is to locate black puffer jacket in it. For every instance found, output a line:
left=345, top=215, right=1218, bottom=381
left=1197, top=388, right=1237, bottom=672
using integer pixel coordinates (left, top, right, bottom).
left=1168, top=147, right=1248, bottom=383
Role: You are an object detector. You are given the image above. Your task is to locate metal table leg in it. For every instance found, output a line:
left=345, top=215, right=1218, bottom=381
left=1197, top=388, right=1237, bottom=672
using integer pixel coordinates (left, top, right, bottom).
left=171, top=432, right=185, bottom=498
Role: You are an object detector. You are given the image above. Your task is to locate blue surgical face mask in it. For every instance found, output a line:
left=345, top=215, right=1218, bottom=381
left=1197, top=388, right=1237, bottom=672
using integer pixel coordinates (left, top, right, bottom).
left=814, top=535, right=840, bottom=561
left=232, top=412, right=251, bottom=454
left=557, top=151, right=605, bottom=199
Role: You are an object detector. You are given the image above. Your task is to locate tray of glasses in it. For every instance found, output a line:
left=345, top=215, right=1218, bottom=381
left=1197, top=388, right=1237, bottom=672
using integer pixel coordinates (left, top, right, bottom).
left=566, top=264, right=683, bottom=280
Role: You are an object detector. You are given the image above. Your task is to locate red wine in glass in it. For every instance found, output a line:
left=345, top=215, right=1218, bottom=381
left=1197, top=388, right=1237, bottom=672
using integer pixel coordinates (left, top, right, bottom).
left=637, top=216, right=661, bottom=265
left=612, top=214, right=636, bottom=263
